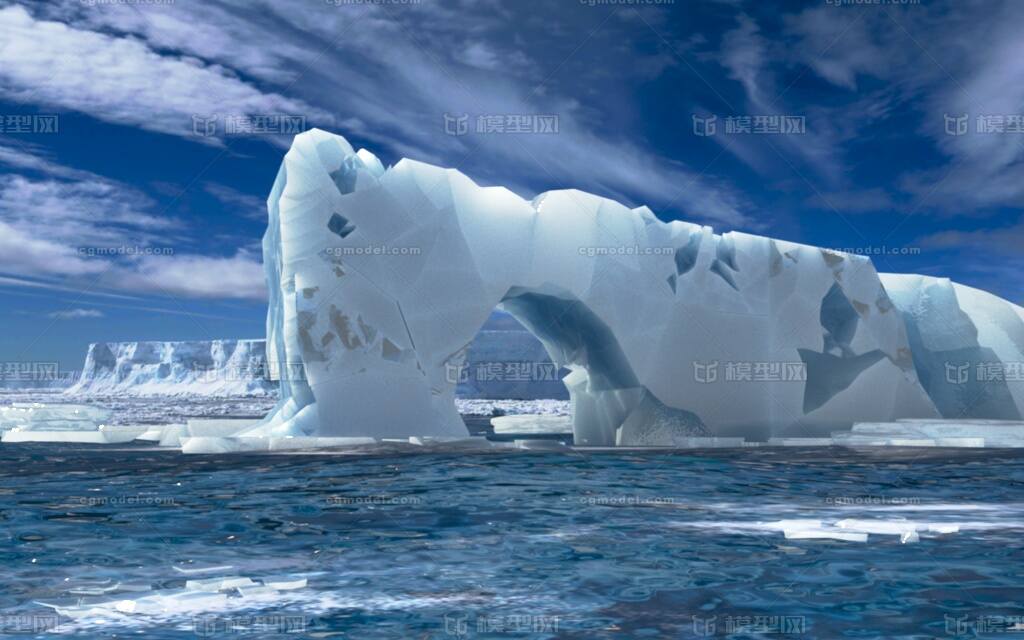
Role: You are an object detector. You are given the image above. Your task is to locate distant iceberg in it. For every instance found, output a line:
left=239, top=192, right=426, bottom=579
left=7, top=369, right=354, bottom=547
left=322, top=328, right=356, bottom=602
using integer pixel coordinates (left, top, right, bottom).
left=242, top=128, right=1023, bottom=447
left=65, top=340, right=276, bottom=397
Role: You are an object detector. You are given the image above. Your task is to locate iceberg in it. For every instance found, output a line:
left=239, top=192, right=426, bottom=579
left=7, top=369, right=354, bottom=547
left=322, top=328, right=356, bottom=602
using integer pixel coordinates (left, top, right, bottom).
left=240, top=128, right=1023, bottom=448
left=66, top=339, right=276, bottom=397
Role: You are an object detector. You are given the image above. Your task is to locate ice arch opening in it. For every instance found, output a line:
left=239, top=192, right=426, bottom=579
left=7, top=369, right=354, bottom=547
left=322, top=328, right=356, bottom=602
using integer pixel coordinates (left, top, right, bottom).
left=497, top=287, right=704, bottom=445
left=499, top=287, right=637, bottom=445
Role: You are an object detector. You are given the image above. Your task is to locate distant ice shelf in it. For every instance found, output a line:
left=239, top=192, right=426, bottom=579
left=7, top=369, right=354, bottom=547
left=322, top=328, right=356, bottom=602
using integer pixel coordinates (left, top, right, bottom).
left=65, top=339, right=275, bottom=397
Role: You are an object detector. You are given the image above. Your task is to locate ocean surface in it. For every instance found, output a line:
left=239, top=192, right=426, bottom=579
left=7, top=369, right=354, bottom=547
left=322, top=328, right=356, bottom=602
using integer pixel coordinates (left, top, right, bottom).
left=1, top=444, right=1023, bottom=639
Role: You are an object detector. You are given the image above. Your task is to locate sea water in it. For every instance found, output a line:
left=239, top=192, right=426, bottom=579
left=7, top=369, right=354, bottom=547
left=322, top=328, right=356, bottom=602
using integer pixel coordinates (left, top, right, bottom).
left=1, top=444, right=1022, bottom=638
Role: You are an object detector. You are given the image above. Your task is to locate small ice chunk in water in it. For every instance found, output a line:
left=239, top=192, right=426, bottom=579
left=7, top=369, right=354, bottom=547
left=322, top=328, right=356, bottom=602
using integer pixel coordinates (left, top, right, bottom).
left=784, top=529, right=868, bottom=542
left=173, top=564, right=234, bottom=575
left=237, top=585, right=279, bottom=598
left=115, top=590, right=228, bottom=614
left=835, top=518, right=919, bottom=535
left=185, top=576, right=256, bottom=591
left=261, top=576, right=307, bottom=591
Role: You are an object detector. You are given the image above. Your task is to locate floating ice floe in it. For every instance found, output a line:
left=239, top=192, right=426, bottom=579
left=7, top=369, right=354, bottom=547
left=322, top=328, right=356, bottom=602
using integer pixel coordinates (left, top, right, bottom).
left=671, top=516, right=972, bottom=544
left=1, top=402, right=109, bottom=430
left=784, top=529, right=869, bottom=542
left=7, top=401, right=1024, bottom=452
left=35, top=571, right=309, bottom=620
left=833, top=419, right=1024, bottom=448
left=0, top=403, right=149, bottom=443
left=770, top=518, right=960, bottom=543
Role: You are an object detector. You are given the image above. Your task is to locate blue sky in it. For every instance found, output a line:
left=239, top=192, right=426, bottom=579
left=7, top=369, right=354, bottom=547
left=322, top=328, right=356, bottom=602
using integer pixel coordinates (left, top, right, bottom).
left=0, top=0, right=1021, bottom=371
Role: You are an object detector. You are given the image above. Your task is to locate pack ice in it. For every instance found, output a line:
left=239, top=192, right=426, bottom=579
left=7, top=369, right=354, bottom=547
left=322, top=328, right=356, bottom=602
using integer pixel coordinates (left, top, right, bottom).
left=229, top=128, right=1022, bottom=449
left=0, top=403, right=146, bottom=444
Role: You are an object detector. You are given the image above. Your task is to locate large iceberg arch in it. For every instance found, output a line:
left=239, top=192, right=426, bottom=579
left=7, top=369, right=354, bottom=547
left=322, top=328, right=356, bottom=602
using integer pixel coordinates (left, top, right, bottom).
left=243, top=129, right=1023, bottom=446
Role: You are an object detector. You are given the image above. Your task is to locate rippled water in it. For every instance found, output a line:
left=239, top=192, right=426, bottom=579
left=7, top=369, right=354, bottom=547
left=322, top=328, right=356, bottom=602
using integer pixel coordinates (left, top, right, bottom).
left=2, top=444, right=1023, bottom=639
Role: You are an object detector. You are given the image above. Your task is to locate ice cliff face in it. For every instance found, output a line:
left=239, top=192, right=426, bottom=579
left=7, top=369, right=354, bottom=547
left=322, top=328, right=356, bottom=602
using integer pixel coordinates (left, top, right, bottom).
left=251, top=128, right=1024, bottom=445
left=66, top=340, right=275, bottom=396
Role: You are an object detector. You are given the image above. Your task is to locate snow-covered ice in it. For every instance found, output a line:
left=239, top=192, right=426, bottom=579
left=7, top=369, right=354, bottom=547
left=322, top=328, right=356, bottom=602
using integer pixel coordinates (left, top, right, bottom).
left=66, top=340, right=275, bottom=397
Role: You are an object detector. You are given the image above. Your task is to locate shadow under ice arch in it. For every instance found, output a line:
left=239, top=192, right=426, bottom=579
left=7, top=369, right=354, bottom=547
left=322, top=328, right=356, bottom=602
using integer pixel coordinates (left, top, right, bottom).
left=244, top=129, right=1024, bottom=446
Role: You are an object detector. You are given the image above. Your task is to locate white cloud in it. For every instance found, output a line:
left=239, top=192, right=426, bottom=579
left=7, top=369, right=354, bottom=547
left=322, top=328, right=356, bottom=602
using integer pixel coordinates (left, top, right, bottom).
left=0, top=219, right=106, bottom=278
left=720, top=15, right=768, bottom=107
left=0, top=174, right=173, bottom=247
left=37, top=0, right=307, bottom=85
left=784, top=0, right=1024, bottom=213
left=48, top=308, right=104, bottom=319
left=0, top=5, right=331, bottom=142
left=714, top=14, right=846, bottom=186
left=782, top=8, right=887, bottom=91
left=0, top=140, right=95, bottom=180
left=461, top=42, right=502, bottom=70
left=119, top=250, right=266, bottom=301
left=23, top=0, right=753, bottom=227
left=0, top=145, right=267, bottom=301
